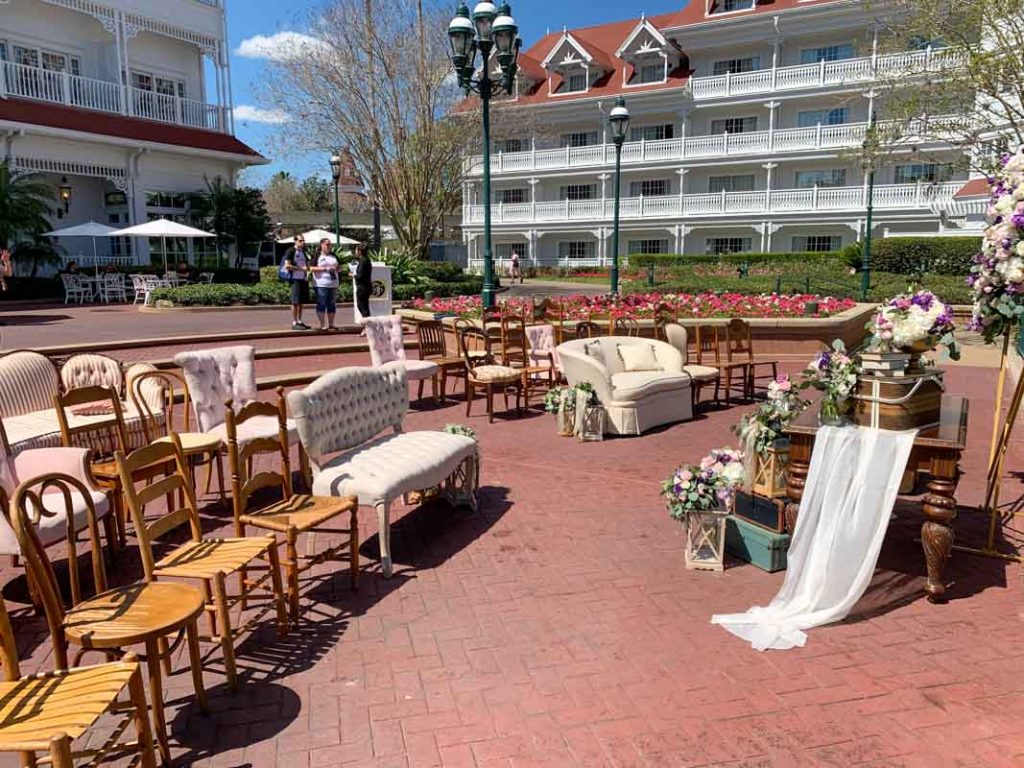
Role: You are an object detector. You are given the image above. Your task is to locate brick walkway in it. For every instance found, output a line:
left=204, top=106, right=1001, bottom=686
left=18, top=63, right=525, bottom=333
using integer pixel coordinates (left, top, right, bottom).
left=3, top=362, right=1024, bottom=767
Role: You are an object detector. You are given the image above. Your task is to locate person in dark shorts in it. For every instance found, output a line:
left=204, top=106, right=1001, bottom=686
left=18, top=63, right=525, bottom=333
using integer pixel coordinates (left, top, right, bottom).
left=354, top=243, right=373, bottom=322
left=283, top=235, right=310, bottom=330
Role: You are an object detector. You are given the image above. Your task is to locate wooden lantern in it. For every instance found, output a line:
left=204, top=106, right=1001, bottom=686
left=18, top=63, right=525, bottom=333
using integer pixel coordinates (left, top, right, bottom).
left=752, top=442, right=789, bottom=498
left=575, top=390, right=605, bottom=441
left=684, top=506, right=730, bottom=571
left=556, top=401, right=575, bottom=437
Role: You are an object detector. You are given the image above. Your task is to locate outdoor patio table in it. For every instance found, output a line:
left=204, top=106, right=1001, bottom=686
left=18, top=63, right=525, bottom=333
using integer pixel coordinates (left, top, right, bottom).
left=784, top=395, right=969, bottom=603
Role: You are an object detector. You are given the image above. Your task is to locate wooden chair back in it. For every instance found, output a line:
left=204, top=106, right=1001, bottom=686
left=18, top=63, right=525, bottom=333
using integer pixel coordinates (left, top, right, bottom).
left=417, top=320, right=449, bottom=360
left=459, top=327, right=496, bottom=370
left=452, top=318, right=477, bottom=357
left=695, top=325, right=722, bottom=367
left=724, top=318, right=754, bottom=364
left=10, top=473, right=111, bottom=670
left=653, top=303, right=675, bottom=341
left=481, top=306, right=504, bottom=349
left=225, top=389, right=292, bottom=529
left=539, top=299, right=566, bottom=344
left=587, top=312, right=613, bottom=335
left=614, top=316, right=640, bottom=337
left=54, top=385, right=129, bottom=461
left=115, top=438, right=202, bottom=581
left=128, top=369, right=190, bottom=444
left=501, top=315, right=528, bottom=367
left=575, top=321, right=602, bottom=339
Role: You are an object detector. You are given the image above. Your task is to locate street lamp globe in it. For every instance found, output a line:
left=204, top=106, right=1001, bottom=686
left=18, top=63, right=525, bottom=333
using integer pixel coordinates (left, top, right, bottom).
left=448, top=5, right=474, bottom=68
left=329, top=153, right=342, bottom=182
left=609, top=97, right=630, bottom=145
left=492, top=3, right=517, bottom=56
left=472, top=0, right=497, bottom=41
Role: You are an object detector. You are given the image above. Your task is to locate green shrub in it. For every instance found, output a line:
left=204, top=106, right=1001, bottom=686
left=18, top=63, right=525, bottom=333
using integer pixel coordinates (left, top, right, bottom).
left=418, top=261, right=466, bottom=283
left=627, top=252, right=836, bottom=268
left=870, top=237, right=979, bottom=276
left=393, top=278, right=482, bottom=300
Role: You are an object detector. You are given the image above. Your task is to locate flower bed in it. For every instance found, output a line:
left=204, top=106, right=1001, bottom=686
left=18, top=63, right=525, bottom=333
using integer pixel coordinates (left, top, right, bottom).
left=410, top=292, right=856, bottom=319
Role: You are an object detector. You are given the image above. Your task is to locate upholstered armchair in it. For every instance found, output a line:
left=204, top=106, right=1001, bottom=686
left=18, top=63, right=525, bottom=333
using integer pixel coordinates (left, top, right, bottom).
left=524, top=324, right=563, bottom=379
left=363, top=315, right=439, bottom=402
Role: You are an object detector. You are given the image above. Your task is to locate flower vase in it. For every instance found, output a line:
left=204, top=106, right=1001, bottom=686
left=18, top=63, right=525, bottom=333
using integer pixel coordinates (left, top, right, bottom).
left=556, top=402, right=575, bottom=437
left=818, top=395, right=850, bottom=427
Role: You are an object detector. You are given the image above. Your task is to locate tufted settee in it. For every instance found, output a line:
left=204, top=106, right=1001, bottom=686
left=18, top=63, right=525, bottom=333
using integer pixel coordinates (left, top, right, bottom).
left=557, top=336, right=693, bottom=436
left=0, top=350, right=161, bottom=456
left=287, top=363, right=479, bottom=577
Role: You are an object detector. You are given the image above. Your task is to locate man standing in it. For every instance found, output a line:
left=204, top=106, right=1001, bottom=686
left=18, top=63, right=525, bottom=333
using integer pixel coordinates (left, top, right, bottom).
left=282, top=235, right=310, bottom=330
left=354, top=243, right=373, bottom=322
left=312, top=238, right=340, bottom=331
left=510, top=250, right=523, bottom=284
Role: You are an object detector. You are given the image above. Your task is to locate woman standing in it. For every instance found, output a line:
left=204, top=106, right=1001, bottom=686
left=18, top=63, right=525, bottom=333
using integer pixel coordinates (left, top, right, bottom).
left=312, top=238, right=340, bottom=331
left=354, top=243, right=373, bottom=322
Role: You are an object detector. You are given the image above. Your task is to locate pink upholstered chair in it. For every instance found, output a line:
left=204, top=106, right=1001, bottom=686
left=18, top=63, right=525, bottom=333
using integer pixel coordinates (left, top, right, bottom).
left=364, top=316, right=439, bottom=402
left=525, top=324, right=563, bottom=380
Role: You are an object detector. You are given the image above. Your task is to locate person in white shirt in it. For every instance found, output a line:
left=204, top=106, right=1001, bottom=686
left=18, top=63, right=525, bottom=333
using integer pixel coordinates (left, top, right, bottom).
left=311, top=238, right=340, bottom=331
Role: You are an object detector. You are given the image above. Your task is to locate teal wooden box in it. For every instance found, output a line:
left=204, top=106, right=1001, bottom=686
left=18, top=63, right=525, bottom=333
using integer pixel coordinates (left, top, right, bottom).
left=725, top=515, right=790, bottom=572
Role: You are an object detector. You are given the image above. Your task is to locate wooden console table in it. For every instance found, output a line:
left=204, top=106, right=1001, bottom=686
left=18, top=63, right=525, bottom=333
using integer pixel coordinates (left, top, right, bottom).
left=784, top=396, right=969, bottom=602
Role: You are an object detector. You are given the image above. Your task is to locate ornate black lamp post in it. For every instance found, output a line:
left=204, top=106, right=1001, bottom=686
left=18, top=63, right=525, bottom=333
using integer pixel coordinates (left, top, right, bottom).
left=860, top=111, right=878, bottom=301
left=329, top=153, right=342, bottom=247
left=608, top=97, right=629, bottom=295
left=448, top=0, right=521, bottom=308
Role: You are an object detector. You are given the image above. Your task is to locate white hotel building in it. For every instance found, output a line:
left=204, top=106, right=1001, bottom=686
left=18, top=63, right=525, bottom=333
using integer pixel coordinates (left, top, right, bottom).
left=0, top=0, right=265, bottom=265
left=461, top=0, right=981, bottom=267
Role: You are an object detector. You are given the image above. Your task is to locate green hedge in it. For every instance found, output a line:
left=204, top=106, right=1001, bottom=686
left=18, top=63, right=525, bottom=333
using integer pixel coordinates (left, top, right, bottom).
left=870, top=237, right=979, bottom=276
left=627, top=252, right=836, bottom=268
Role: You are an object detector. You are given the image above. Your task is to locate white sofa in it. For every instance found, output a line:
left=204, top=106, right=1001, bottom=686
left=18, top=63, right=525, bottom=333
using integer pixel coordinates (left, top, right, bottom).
left=287, top=363, right=479, bottom=577
left=557, top=336, right=693, bottom=435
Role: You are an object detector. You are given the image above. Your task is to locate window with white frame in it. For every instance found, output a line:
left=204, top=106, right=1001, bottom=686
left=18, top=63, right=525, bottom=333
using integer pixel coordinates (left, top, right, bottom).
left=706, top=237, right=752, bottom=254
left=800, top=44, right=855, bottom=64
left=559, top=184, right=596, bottom=201
left=710, top=116, right=758, bottom=134
left=894, top=163, right=954, bottom=183
left=499, top=138, right=524, bottom=153
left=130, top=70, right=185, bottom=97
left=106, top=212, right=132, bottom=258
left=797, top=107, right=850, bottom=127
left=10, top=43, right=81, bottom=75
left=793, top=235, right=843, bottom=252
left=628, top=239, right=669, bottom=254
left=559, top=241, right=596, bottom=259
left=560, top=131, right=599, bottom=148
left=795, top=169, right=847, bottom=188
left=629, top=124, right=675, bottom=142
left=629, top=179, right=669, bottom=197
left=710, top=0, right=755, bottom=14
left=708, top=174, right=756, bottom=192
left=499, top=188, right=526, bottom=204
left=637, top=63, right=664, bottom=84
left=565, top=72, right=587, bottom=92
left=712, top=56, right=760, bottom=75
left=495, top=243, right=527, bottom=260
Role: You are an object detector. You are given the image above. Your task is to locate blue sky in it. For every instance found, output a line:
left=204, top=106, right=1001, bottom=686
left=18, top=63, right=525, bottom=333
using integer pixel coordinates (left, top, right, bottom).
left=226, top=0, right=687, bottom=185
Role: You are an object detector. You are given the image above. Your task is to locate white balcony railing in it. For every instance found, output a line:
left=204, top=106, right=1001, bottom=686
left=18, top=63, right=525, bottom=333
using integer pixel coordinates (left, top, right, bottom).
left=463, top=182, right=961, bottom=225
left=0, top=59, right=228, bottom=133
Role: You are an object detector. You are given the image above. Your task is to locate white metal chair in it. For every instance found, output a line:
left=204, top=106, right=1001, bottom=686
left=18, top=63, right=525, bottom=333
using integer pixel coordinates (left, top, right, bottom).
left=199, top=272, right=214, bottom=284
left=139, top=275, right=170, bottom=306
left=129, top=274, right=147, bottom=305
left=59, top=274, right=90, bottom=304
left=100, top=273, right=127, bottom=303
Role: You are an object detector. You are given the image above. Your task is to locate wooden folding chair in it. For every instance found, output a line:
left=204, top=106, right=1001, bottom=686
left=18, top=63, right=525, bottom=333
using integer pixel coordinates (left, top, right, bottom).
left=725, top=318, right=779, bottom=398
left=225, top=388, right=359, bottom=627
left=460, top=326, right=522, bottom=422
left=115, top=438, right=288, bottom=691
left=417, top=319, right=466, bottom=402
left=693, top=325, right=723, bottom=406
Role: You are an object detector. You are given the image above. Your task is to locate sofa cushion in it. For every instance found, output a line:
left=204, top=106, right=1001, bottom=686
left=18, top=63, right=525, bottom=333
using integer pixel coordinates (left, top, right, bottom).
left=610, top=371, right=691, bottom=402
left=684, top=364, right=720, bottom=382
left=3, top=406, right=155, bottom=456
left=0, top=487, right=110, bottom=556
left=312, top=431, right=477, bottom=507
left=0, top=351, right=59, bottom=419
left=210, top=415, right=297, bottom=446
left=470, top=365, right=519, bottom=384
left=583, top=340, right=606, bottom=368
left=617, top=343, right=662, bottom=373
left=403, top=359, right=439, bottom=381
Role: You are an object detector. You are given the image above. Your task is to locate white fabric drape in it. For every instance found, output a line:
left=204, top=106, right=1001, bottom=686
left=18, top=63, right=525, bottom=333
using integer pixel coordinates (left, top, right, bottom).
left=712, top=425, right=917, bottom=651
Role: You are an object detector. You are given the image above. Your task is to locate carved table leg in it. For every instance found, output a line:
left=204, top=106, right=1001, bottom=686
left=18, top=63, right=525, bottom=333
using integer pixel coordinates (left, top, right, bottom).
left=922, top=448, right=960, bottom=602
left=784, top=434, right=813, bottom=535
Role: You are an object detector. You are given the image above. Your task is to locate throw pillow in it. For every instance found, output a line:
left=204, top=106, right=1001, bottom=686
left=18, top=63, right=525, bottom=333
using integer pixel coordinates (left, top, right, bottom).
left=583, top=340, right=606, bottom=367
left=618, top=343, right=662, bottom=372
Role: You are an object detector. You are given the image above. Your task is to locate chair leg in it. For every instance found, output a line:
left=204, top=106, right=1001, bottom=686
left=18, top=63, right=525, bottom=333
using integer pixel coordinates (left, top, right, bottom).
left=486, top=387, right=494, bottom=423
left=211, top=572, right=238, bottom=691
left=126, top=663, right=158, bottom=768
left=143, top=637, right=171, bottom=765
left=185, top=619, right=208, bottom=714
left=350, top=507, right=360, bottom=590
left=466, top=382, right=474, bottom=416
left=417, top=378, right=425, bottom=401
left=215, top=452, right=226, bottom=503
left=724, top=369, right=732, bottom=406
left=48, top=734, right=74, bottom=768
left=157, top=634, right=172, bottom=677
left=286, top=528, right=300, bottom=627
left=376, top=501, right=393, bottom=577
left=264, top=538, right=289, bottom=637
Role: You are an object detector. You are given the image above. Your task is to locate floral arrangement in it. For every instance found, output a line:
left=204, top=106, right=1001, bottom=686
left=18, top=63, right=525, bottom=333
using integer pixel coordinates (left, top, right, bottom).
left=410, top=292, right=856, bottom=320
left=543, top=383, right=599, bottom=414
left=443, top=424, right=477, bottom=440
left=732, top=375, right=809, bottom=457
left=870, top=289, right=959, bottom=359
left=662, top=447, right=746, bottom=520
left=970, top=150, right=1024, bottom=343
left=801, top=340, right=860, bottom=424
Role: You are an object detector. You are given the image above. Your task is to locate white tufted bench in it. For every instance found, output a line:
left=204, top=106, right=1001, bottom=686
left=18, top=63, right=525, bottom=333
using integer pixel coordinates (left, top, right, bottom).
left=287, top=363, right=479, bottom=577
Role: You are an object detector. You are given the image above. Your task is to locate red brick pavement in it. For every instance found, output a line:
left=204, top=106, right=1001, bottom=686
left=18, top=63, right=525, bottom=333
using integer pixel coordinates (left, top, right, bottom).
left=2, top=363, right=1024, bottom=767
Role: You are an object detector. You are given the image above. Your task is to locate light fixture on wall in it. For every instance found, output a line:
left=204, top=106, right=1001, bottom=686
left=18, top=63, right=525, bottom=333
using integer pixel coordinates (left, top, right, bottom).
left=58, top=176, right=72, bottom=217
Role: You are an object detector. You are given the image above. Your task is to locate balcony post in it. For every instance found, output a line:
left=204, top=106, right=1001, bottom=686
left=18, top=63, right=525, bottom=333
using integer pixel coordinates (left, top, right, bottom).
left=762, top=162, right=776, bottom=212
left=725, top=70, right=731, bottom=96
left=771, top=39, right=780, bottom=91
left=816, top=122, right=822, bottom=148
left=720, top=188, right=727, bottom=213
left=531, top=136, right=536, bottom=170
left=61, top=71, right=71, bottom=105
left=640, top=137, right=645, bottom=161
left=819, top=58, right=826, bottom=85
left=765, top=101, right=778, bottom=152
left=812, top=183, right=819, bottom=210
left=0, top=61, right=6, bottom=100
left=174, top=96, right=183, bottom=126
left=723, top=131, right=729, bottom=155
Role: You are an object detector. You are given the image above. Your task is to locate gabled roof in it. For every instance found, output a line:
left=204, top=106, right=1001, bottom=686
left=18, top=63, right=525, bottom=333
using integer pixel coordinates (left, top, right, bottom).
left=540, top=30, right=612, bottom=71
left=615, top=16, right=672, bottom=58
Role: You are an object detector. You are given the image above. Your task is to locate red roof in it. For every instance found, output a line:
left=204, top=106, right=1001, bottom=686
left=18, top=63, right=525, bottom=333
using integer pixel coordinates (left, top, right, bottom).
left=0, top=97, right=264, bottom=159
left=955, top=178, right=991, bottom=198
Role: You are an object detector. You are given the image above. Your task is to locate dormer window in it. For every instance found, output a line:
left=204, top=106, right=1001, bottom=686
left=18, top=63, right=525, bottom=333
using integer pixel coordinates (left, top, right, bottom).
left=541, top=31, right=610, bottom=97
left=615, top=17, right=681, bottom=87
left=566, top=73, right=587, bottom=92
left=638, top=63, right=663, bottom=83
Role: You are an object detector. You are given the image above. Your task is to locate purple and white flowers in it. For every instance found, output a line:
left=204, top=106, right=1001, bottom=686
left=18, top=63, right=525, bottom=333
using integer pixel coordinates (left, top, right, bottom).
left=734, top=374, right=808, bottom=457
left=970, top=150, right=1024, bottom=342
left=663, top=447, right=745, bottom=520
left=803, top=340, right=859, bottom=403
left=871, top=289, right=959, bottom=359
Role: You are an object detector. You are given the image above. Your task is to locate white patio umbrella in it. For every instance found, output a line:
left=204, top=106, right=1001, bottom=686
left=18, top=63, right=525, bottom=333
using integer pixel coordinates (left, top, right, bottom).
left=110, top=218, right=216, bottom=274
left=277, top=228, right=360, bottom=247
left=42, top=221, right=119, bottom=276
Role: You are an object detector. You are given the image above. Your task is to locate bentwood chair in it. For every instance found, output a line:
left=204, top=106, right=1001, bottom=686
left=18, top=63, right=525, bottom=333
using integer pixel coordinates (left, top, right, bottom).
left=614, top=316, right=641, bottom=337
left=460, top=327, right=522, bottom=422
left=574, top=321, right=602, bottom=339
left=116, top=438, right=289, bottom=691
left=417, top=320, right=466, bottom=402
left=725, top=318, right=779, bottom=399
left=11, top=473, right=206, bottom=766
left=0, top=594, right=157, bottom=768
left=481, top=305, right=505, bottom=360
left=225, top=388, right=359, bottom=626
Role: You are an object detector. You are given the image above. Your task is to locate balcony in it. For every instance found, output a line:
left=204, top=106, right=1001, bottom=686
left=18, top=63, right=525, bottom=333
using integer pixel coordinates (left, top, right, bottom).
left=689, top=47, right=957, bottom=100
left=463, top=182, right=961, bottom=226
left=0, top=60, right=228, bottom=133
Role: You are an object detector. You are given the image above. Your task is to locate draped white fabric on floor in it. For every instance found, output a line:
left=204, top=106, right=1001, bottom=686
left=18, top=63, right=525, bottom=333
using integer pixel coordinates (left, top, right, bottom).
left=712, top=425, right=917, bottom=651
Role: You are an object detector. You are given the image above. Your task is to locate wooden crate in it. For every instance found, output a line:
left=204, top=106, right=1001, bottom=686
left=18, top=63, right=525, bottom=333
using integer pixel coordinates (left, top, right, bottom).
left=853, top=370, right=944, bottom=431
left=751, top=443, right=789, bottom=498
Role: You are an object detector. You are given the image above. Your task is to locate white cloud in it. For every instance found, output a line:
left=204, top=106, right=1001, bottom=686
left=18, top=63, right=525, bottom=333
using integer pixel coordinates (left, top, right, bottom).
left=235, top=31, right=320, bottom=61
left=234, top=105, right=290, bottom=124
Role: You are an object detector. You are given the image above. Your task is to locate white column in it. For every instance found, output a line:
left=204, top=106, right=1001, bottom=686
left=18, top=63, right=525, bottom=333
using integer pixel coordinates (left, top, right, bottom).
left=771, top=38, right=781, bottom=91
left=762, top=162, right=777, bottom=212
left=680, top=225, right=691, bottom=254
left=765, top=101, right=779, bottom=151
left=766, top=223, right=775, bottom=252
left=112, top=13, right=127, bottom=114
left=221, top=9, right=236, bottom=133
left=759, top=222, right=767, bottom=252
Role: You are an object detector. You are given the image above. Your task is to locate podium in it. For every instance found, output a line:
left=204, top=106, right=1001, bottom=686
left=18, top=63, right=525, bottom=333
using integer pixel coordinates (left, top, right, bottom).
left=351, top=262, right=392, bottom=322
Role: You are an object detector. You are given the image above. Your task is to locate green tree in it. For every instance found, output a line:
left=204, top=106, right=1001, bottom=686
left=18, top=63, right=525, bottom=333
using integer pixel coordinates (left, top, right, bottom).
left=299, top=175, right=332, bottom=211
left=263, top=171, right=306, bottom=214
left=192, top=177, right=272, bottom=267
left=0, top=163, right=61, bottom=276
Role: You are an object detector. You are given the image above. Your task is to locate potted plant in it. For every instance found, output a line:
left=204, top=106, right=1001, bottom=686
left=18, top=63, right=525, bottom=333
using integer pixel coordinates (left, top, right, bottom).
left=662, top=447, right=745, bottom=571
left=801, top=340, right=860, bottom=426
left=732, top=374, right=808, bottom=497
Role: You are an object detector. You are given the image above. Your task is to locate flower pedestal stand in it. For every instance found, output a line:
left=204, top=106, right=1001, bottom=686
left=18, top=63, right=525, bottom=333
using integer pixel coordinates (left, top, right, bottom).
left=683, top=506, right=730, bottom=572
